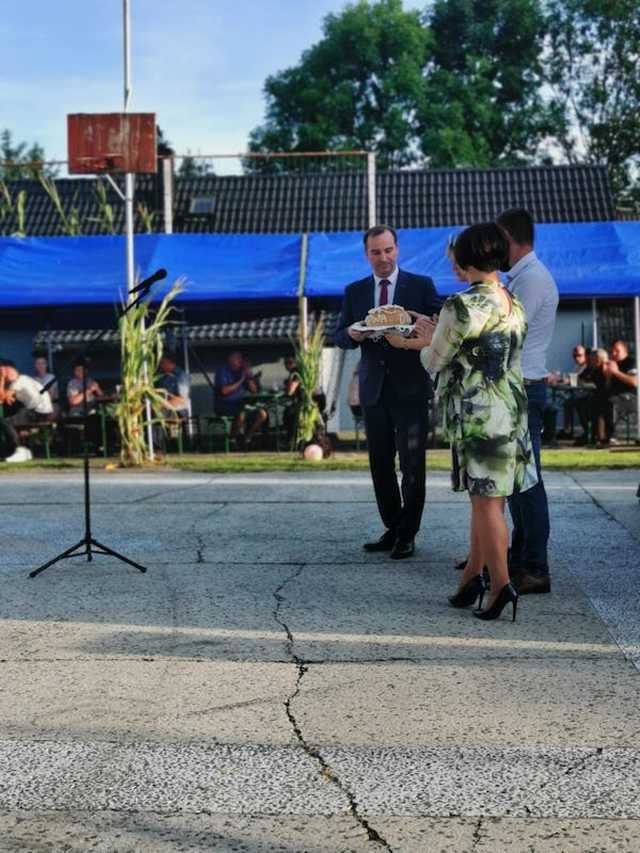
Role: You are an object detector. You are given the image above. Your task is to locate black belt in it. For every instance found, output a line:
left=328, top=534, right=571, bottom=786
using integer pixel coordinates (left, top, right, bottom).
left=524, top=378, right=547, bottom=385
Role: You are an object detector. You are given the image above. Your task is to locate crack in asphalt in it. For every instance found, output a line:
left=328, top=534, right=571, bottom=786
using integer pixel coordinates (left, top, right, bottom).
left=533, top=747, right=605, bottom=798
left=272, top=563, right=393, bottom=852
left=188, top=503, right=227, bottom=564
left=471, top=816, right=484, bottom=849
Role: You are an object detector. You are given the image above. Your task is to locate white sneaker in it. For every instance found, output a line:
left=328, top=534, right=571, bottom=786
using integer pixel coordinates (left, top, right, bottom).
left=4, top=446, right=33, bottom=463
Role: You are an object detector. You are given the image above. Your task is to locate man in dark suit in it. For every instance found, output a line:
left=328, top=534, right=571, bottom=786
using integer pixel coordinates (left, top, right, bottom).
left=335, top=225, right=443, bottom=558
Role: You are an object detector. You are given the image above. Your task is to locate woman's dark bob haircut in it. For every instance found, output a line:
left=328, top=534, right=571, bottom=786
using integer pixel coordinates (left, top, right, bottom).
left=453, top=222, right=509, bottom=273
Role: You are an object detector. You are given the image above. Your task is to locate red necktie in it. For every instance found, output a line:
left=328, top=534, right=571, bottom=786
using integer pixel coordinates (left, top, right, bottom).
left=379, top=279, right=390, bottom=306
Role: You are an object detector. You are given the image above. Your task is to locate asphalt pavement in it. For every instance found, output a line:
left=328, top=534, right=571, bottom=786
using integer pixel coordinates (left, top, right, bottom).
left=0, top=466, right=639, bottom=852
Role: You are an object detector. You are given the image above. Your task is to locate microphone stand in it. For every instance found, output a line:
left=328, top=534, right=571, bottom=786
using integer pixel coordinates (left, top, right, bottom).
left=29, top=277, right=162, bottom=579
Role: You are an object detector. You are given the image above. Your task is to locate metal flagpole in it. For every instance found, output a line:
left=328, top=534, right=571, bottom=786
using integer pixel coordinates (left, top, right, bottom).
left=367, top=151, right=376, bottom=228
left=591, top=298, right=599, bottom=349
left=123, top=0, right=154, bottom=459
left=297, top=233, right=309, bottom=347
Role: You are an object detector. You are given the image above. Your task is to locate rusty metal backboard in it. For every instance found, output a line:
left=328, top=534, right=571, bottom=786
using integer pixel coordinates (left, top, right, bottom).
left=67, top=113, right=157, bottom=174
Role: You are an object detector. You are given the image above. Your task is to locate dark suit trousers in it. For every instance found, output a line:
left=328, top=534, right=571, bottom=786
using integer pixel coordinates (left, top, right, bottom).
left=363, top=382, right=428, bottom=538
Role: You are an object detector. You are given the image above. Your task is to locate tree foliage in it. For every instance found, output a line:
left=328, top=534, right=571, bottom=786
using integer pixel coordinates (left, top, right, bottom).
left=546, top=0, right=640, bottom=202
left=248, top=0, right=553, bottom=171
left=248, top=0, right=430, bottom=170
left=177, top=152, right=215, bottom=178
left=247, top=0, right=639, bottom=201
left=0, top=129, right=58, bottom=179
left=420, top=0, right=559, bottom=167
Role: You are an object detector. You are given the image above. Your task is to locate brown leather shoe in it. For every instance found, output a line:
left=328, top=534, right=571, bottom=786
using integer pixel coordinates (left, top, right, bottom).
left=390, top=537, right=415, bottom=559
left=515, top=573, right=551, bottom=595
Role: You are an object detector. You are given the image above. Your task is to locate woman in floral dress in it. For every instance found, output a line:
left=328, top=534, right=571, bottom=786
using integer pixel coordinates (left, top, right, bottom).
left=386, top=223, right=537, bottom=621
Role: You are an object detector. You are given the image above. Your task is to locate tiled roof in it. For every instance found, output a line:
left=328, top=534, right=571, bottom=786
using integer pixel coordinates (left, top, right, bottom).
left=33, top=313, right=339, bottom=348
left=2, top=164, right=613, bottom=237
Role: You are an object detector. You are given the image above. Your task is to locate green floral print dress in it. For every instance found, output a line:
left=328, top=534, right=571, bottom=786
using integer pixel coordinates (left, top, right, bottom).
left=420, top=281, right=538, bottom=497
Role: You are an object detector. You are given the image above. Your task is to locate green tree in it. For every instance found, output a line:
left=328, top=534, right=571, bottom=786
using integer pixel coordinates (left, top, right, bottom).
left=247, top=0, right=430, bottom=170
left=419, top=0, right=558, bottom=167
left=177, top=151, right=215, bottom=178
left=546, top=0, right=640, bottom=203
left=0, top=129, right=58, bottom=179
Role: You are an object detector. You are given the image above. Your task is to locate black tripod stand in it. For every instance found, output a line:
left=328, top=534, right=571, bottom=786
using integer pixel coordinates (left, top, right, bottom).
left=29, top=270, right=167, bottom=579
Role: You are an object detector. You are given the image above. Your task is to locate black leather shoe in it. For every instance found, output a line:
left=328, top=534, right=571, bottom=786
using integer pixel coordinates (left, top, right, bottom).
left=474, top=582, right=518, bottom=622
left=514, top=573, right=551, bottom=595
left=449, top=575, right=485, bottom=609
left=363, top=529, right=396, bottom=552
left=391, top=537, right=415, bottom=559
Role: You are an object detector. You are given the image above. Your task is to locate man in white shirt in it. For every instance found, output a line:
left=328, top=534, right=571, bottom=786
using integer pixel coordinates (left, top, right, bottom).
left=496, top=209, right=559, bottom=595
left=0, top=359, right=53, bottom=462
left=33, top=355, right=59, bottom=409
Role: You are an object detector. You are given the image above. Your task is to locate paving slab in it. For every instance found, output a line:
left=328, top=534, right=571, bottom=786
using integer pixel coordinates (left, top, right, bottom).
left=0, top=661, right=297, bottom=744
left=1, top=812, right=638, bottom=853
left=294, top=660, right=640, bottom=748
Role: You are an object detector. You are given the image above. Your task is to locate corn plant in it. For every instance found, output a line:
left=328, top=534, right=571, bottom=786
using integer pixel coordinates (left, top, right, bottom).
left=13, top=190, right=26, bottom=237
left=292, top=318, right=325, bottom=448
left=39, top=173, right=82, bottom=235
left=0, top=180, right=11, bottom=226
left=137, top=202, right=156, bottom=234
left=114, top=279, right=183, bottom=466
left=95, top=179, right=116, bottom=234
left=0, top=181, right=26, bottom=237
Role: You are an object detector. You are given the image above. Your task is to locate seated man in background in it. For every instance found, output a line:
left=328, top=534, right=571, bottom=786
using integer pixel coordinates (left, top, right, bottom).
left=214, top=351, right=267, bottom=448
left=32, top=354, right=59, bottom=414
left=156, top=352, right=191, bottom=418
left=559, top=344, right=592, bottom=441
left=601, top=339, right=638, bottom=442
left=283, top=355, right=300, bottom=397
left=588, top=348, right=616, bottom=446
left=67, top=360, right=104, bottom=417
left=153, top=352, right=191, bottom=452
left=0, top=359, right=53, bottom=462
left=282, top=355, right=301, bottom=444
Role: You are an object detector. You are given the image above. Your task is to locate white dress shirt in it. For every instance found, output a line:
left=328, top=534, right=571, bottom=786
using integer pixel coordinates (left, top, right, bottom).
left=507, top=251, right=558, bottom=380
left=12, top=374, right=53, bottom=415
left=373, top=267, right=399, bottom=307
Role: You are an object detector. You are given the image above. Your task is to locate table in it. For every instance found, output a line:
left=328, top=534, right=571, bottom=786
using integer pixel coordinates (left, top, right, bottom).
left=549, top=382, right=596, bottom=442
left=243, top=391, right=290, bottom=451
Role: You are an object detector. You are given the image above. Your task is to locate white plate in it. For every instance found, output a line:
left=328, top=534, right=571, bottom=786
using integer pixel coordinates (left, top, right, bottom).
left=351, top=322, right=415, bottom=335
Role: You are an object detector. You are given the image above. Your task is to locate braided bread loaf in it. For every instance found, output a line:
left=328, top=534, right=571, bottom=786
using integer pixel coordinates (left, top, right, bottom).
left=364, top=304, right=412, bottom=327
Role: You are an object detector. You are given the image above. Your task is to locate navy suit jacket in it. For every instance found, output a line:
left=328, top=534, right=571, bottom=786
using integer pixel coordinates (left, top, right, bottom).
left=334, top=269, right=443, bottom=407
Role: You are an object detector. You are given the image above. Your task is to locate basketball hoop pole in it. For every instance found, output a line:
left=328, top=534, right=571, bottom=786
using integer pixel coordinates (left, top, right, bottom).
left=123, top=0, right=155, bottom=460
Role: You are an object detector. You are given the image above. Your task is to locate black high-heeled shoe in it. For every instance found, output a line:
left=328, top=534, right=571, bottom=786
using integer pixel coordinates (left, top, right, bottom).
left=474, top=582, right=518, bottom=622
left=449, top=574, right=485, bottom=609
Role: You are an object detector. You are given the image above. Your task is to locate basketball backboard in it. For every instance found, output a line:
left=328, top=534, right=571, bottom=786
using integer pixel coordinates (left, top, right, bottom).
left=68, top=113, right=157, bottom=174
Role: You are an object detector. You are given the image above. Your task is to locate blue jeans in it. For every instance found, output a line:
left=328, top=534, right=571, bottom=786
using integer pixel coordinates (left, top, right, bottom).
left=508, top=383, right=550, bottom=576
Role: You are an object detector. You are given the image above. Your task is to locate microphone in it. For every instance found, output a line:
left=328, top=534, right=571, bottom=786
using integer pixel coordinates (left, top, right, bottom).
left=129, top=268, right=168, bottom=296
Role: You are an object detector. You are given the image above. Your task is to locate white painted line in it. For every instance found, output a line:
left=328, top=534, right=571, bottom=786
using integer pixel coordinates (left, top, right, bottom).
left=0, top=619, right=623, bottom=656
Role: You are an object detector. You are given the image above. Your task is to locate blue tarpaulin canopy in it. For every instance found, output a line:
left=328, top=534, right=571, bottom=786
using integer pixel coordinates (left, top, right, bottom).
left=306, top=223, right=640, bottom=299
left=1, top=223, right=639, bottom=308
left=0, top=233, right=302, bottom=308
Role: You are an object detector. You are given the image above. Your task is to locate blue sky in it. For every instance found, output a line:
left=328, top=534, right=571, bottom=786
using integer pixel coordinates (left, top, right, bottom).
left=2, top=1, right=422, bottom=173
